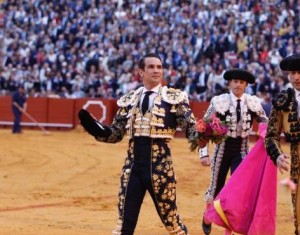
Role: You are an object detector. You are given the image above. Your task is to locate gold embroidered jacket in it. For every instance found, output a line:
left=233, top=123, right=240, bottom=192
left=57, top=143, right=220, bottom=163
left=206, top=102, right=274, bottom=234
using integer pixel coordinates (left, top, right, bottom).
left=96, top=86, right=196, bottom=142
left=265, top=88, right=300, bottom=163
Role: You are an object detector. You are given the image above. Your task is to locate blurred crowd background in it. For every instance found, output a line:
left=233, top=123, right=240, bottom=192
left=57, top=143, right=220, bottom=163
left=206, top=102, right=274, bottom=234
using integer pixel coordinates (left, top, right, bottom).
left=0, top=0, right=299, bottom=109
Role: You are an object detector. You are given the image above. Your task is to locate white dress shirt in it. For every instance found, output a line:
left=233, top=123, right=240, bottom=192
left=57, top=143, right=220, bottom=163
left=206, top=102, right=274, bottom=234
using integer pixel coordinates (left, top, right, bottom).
left=230, top=93, right=245, bottom=136
left=140, top=85, right=160, bottom=111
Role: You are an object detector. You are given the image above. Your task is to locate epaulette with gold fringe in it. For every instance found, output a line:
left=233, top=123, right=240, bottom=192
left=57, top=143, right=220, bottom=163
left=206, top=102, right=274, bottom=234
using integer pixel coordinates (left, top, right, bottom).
left=271, top=88, right=293, bottom=111
left=117, top=87, right=143, bottom=107
left=161, top=86, right=188, bottom=104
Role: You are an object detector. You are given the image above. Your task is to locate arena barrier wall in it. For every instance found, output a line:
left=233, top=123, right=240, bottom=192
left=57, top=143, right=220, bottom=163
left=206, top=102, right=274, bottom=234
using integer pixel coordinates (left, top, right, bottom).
left=0, top=97, right=258, bottom=133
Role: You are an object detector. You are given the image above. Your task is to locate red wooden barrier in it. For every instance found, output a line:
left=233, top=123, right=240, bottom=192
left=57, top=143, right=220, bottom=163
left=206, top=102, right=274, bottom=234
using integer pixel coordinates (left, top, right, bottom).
left=0, top=97, right=259, bottom=133
left=48, top=98, right=74, bottom=128
left=190, top=101, right=210, bottom=119
left=0, top=97, right=48, bottom=127
left=26, top=97, right=48, bottom=123
left=0, top=96, right=14, bottom=122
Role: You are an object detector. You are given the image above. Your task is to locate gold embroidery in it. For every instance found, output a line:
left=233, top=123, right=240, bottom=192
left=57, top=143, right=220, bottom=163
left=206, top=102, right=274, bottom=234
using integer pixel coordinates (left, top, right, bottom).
left=161, top=86, right=187, bottom=104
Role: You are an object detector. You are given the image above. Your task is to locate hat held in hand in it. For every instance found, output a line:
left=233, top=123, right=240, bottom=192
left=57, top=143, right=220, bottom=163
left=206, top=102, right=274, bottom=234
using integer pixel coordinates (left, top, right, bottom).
left=78, top=109, right=111, bottom=138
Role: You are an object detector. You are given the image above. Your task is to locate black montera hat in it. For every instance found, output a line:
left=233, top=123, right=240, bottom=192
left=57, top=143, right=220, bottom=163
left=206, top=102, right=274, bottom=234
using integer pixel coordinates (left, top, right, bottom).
left=223, top=69, right=255, bottom=84
left=279, top=54, right=300, bottom=71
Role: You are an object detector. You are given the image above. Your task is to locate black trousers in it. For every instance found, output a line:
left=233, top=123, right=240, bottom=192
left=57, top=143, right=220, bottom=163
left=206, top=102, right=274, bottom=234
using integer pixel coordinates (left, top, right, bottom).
left=121, top=137, right=154, bottom=234
left=120, top=137, right=187, bottom=235
left=214, top=137, right=243, bottom=197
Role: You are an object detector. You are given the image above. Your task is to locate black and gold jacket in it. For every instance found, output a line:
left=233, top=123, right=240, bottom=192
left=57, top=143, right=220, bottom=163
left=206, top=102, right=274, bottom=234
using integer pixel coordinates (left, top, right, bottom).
left=265, top=88, right=300, bottom=164
left=96, top=86, right=196, bottom=143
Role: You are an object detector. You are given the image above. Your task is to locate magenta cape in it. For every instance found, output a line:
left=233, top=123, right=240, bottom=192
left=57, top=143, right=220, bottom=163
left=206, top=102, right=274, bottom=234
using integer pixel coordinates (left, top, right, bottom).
left=204, top=138, right=277, bottom=235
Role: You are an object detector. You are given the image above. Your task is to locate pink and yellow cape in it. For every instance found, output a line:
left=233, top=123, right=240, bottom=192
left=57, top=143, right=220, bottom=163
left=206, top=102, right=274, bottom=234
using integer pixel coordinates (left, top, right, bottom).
left=204, top=123, right=277, bottom=235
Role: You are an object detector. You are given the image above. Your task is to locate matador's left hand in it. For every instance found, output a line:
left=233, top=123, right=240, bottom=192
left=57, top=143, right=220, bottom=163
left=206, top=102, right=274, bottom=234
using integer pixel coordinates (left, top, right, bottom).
left=200, top=156, right=211, bottom=166
left=276, top=153, right=290, bottom=174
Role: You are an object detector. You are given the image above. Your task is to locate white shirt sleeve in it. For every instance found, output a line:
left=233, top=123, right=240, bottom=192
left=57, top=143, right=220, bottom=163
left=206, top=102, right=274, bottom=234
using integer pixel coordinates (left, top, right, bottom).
left=199, top=145, right=209, bottom=158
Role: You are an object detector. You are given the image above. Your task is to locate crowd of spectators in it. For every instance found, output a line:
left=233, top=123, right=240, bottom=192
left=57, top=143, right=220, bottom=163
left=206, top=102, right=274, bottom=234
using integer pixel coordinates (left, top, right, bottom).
left=0, top=0, right=299, bottom=105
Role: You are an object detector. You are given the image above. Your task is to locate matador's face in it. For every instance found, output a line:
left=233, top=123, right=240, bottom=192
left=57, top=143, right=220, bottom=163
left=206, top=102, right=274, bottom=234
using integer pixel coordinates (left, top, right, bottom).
left=228, top=79, right=248, bottom=98
left=139, top=57, right=163, bottom=90
left=288, top=71, right=300, bottom=91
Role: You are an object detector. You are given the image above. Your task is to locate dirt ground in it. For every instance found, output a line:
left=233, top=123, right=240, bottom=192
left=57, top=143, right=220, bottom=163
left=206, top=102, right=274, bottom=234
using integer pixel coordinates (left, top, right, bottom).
left=0, top=128, right=295, bottom=235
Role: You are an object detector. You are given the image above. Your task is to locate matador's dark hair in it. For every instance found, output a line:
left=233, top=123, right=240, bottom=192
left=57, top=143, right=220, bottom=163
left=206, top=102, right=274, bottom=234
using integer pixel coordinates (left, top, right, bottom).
left=138, top=53, right=162, bottom=70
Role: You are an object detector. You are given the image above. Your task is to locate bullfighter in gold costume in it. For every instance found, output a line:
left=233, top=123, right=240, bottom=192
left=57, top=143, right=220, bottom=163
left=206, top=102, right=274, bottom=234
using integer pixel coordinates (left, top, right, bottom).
left=265, top=54, right=300, bottom=235
left=78, top=53, right=196, bottom=235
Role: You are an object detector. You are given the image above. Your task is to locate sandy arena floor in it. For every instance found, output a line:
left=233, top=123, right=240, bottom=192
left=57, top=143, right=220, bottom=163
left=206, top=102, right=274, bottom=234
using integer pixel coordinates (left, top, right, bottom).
left=0, top=128, right=295, bottom=235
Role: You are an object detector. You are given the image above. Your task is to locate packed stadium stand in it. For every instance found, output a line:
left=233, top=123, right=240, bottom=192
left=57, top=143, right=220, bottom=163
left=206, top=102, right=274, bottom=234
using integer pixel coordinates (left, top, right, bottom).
left=0, top=0, right=299, bottom=106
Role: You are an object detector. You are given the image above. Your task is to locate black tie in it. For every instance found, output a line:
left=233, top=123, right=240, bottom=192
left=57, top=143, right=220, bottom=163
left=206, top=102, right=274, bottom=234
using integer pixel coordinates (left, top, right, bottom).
left=236, top=99, right=241, bottom=123
left=142, top=91, right=153, bottom=115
